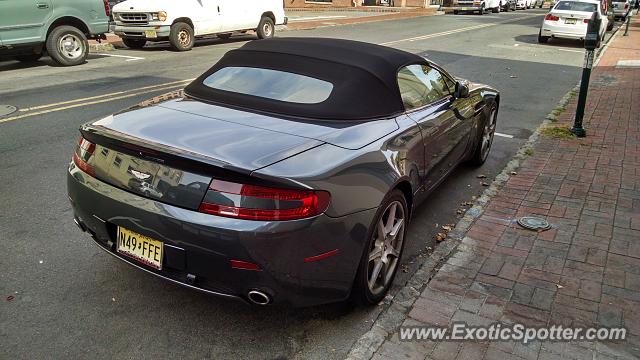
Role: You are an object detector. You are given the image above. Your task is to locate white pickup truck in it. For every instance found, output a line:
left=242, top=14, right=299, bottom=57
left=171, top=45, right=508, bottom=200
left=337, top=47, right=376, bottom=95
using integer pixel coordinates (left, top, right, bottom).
left=112, top=0, right=287, bottom=51
left=446, top=0, right=506, bottom=14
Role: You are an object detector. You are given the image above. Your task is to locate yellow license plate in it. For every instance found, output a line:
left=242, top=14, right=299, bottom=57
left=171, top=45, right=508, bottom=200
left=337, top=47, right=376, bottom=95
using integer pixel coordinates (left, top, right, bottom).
left=144, top=30, right=157, bottom=38
left=565, top=18, right=577, bottom=24
left=117, top=227, right=163, bottom=270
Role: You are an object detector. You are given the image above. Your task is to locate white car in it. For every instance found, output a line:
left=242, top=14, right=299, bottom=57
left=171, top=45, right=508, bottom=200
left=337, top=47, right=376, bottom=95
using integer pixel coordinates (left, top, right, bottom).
left=112, top=0, right=287, bottom=51
left=612, top=0, right=632, bottom=19
left=516, top=0, right=533, bottom=9
left=538, top=0, right=608, bottom=44
left=449, top=0, right=504, bottom=14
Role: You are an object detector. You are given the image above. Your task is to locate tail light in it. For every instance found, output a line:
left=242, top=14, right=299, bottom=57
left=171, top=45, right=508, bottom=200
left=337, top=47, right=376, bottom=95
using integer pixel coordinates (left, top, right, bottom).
left=198, top=179, right=330, bottom=221
left=625, top=3, right=629, bottom=8
left=583, top=18, right=590, bottom=23
left=545, top=13, right=560, bottom=21
left=73, top=137, right=96, bottom=176
left=103, top=0, right=111, bottom=17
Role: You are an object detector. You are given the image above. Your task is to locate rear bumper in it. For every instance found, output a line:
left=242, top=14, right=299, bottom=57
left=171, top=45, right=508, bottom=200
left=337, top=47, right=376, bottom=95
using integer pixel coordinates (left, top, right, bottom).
left=67, top=163, right=375, bottom=307
left=541, top=21, right=588, bottom=39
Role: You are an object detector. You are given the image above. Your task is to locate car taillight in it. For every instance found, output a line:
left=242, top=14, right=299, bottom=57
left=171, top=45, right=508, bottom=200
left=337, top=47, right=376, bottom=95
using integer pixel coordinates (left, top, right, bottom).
left=198, top=179, right=331, bottom=221
left=583, top=18, right=590, bottom=23
left=73, top=137, right=96, bottom=176
left=545, top=13, right=560, bottom=21
left=625, top=3, right=629, bottom=8
left=103, top=0, right=111, bottom=17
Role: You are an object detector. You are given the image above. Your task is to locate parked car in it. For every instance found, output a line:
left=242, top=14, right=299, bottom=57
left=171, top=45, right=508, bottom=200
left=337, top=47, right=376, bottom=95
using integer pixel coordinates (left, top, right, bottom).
left=503, top=0, right=519, bottom=11
left=112, top=0, right=287, bottom=51
left=0, top=0, right=110, bottom=66
left=516, top=0, right=534, bottom=9
left=532, top=0, right=546, bottom=7
left=538, top=0, right=609, bottom=44
left=612, top=0, right=632, bottom=18
left=447, top=0, right=504, bottom=14
left=67, top=38, right=499, bottom=307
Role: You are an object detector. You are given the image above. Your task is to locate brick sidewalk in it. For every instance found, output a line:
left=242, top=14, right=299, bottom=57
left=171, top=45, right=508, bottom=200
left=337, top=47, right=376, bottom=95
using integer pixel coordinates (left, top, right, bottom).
left=360, top=16, right=640, bottom=360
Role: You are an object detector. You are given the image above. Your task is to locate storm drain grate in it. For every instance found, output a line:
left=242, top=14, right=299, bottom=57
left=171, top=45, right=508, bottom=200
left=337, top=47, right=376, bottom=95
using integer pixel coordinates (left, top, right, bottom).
left=0, top=105, right=17, bottom=118
left=517, top=216, right=551, bottom=231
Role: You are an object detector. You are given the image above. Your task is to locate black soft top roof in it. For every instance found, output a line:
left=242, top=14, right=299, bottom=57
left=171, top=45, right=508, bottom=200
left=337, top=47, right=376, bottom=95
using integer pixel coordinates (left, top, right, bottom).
left=184, top=37, right=426, bottom=121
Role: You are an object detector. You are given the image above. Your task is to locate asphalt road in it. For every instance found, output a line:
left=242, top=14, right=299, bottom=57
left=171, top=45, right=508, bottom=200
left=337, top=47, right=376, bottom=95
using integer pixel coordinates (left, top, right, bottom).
left=0, top=10, right=623, bottom=359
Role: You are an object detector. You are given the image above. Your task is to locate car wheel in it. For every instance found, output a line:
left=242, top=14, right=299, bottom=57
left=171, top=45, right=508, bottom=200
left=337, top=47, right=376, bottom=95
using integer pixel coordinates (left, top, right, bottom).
left=478, top=4, right=485, bottom=14
left=122, top=38, right=147, bottom=49
left=453, top=9, right=459, bottom=14
left=15, top=53, right=43, bottom=62
left=256, top=16, right=275, bottom=39
left=538, top=29, right=550, bottom=43
left=217, top=33, right=232, bottom=40
left=469, top=104, right=497, bottom=166
left=351, top=190, right=408, bottom=305
left=169, top=22, right=195, bottom=51
left=607, top=20, right=614, bottom=31
left=493, top=5, right=500, bottom=12
left=45, top=25, right=88, bottom=66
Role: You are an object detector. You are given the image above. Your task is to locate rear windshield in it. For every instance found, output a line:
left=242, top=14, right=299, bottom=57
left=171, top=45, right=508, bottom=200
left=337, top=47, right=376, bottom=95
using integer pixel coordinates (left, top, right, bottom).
left=554, top=1, right=598, bottom=11
left=202, top=66, right=333, bottom=104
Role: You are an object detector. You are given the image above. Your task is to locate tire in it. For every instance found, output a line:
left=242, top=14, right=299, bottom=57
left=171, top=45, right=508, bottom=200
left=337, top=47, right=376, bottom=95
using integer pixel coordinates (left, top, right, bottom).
left=256, top=16, right=275, bottom=39
left=607, top=20, right=614, bottom=31
left=492, top=5, right=500, bottom=12
left=122, top=38, right=146, bottom=49
left=538, top=29, right=550, bottom=43
left=15, top=53, right=42, bottom=62
left=351, top=189, right=408, bottom=306
left=453, top=9, right=459, bottom=14
left=217, top=33, right=232, bottom=40
left=469, top=104, right=497, bottom=166
left=478, top=4, right=485, bottom=14
left=45, top=25, right=88, bottom=66
left=169, top=22, right=194, bottom=51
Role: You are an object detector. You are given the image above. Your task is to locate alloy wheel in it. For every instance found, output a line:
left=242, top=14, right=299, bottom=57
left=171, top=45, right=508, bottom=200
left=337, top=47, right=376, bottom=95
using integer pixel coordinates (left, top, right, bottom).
left=178, top=30, right=191, bottom=47
left=481, top=109, right=497, bottom=161
left=58, top=34, right=83, bottom=60
left=367, top=201, right=405, bottom=295
left=263, top=23, right=273, bottom=37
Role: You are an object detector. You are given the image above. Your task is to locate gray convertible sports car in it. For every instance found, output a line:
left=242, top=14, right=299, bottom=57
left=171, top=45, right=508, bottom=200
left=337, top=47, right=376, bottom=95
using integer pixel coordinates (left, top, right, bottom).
left=68, top=38, right=499, bottom=307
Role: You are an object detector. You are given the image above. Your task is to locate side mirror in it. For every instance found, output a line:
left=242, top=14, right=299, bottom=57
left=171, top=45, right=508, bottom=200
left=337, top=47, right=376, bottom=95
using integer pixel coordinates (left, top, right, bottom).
left=455, top=81, right=470, bottom=99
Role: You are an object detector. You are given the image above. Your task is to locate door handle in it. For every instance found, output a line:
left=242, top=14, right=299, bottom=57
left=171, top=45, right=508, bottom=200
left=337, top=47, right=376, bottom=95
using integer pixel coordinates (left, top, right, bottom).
left=36, top=3, right=49, bottom=9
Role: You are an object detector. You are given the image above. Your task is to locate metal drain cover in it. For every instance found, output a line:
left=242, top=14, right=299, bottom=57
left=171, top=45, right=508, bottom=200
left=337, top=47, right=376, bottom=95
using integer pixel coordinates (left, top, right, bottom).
left=0, top=105, right=17, bottom=117
left=517, top=216, right=551, bottom=231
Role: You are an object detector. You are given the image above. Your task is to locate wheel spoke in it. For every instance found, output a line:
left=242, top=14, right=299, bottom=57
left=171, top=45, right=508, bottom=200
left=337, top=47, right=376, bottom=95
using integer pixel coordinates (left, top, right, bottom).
left=386, top=203, right=397, bottom=231
left=369, top=247, right=383, bottom=262
left=368, top=259, right=383, bottom=288
left=388, top=247, right=400, bottom=258
left=389, top=218, right=404, bottom=238
left=377, top=220, right=386, bottom=241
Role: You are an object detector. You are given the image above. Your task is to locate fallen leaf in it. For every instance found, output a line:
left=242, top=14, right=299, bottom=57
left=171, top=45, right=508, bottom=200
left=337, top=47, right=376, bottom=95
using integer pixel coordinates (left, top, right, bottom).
left=511, top=171, right=518, bottom=175
left=481, top=182, right=490, bottom=186
left=477, top=174, right=487, bottom=179
left=6, top=296, right=14, bottom=302
left=456, top=209, right=464, bottom=215
left=442, top=225, right=453, bottom=231
left=435, top=233, right=447, bottom=242
left=112, top=297, right=116, bottom=302
left=556, top=284, right=563, bottom=289
left=510, top=75, right=518, bottom=78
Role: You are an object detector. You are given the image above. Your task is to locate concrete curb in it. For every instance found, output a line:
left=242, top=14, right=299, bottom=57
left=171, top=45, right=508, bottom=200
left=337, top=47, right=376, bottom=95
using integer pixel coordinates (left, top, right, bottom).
left=341, top=36, right=633, bottom=356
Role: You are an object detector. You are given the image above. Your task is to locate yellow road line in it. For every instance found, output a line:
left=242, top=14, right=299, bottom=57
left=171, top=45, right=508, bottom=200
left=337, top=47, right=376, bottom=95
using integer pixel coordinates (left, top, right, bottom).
left=0, top=84, right=186, bottom=125
left=19, top=78, right=194, bottom=112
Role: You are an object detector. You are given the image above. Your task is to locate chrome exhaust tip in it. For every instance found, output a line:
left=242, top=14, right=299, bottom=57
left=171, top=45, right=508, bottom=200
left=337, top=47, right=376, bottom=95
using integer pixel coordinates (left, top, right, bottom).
left=247, top=290, right=271, bottom=305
